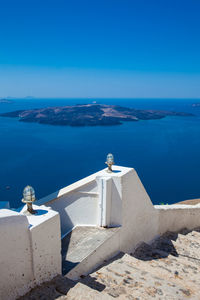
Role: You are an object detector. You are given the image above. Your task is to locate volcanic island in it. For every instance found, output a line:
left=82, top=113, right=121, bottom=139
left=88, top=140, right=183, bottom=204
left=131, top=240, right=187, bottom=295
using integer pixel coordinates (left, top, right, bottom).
left=0, top=104, right=194, bottom=126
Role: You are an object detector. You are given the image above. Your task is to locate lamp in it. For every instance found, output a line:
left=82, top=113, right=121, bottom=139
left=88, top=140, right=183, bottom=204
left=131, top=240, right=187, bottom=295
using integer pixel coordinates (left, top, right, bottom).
left=105, top=153, right=114, bottom=173
left=22, top=185, right=36, bottom=215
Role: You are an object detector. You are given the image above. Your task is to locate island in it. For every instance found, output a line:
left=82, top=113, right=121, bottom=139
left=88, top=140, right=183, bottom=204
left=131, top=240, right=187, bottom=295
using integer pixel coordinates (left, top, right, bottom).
left=0, top=104, right=194, bottom=126
left=192, top=103, right=200, bottom=107
left=0, top=99, right=14, bottom=104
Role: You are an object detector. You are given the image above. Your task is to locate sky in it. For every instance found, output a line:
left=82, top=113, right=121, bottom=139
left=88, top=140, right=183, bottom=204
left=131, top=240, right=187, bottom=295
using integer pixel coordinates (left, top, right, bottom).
left=0, top=0, right=200, bottom=98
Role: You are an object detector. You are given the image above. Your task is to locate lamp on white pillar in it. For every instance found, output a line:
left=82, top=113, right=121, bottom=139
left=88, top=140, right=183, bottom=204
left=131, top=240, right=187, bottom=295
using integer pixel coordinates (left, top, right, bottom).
left=22, top=185, right=36, bottom=215
left=105, top=153, right=114, bottom=173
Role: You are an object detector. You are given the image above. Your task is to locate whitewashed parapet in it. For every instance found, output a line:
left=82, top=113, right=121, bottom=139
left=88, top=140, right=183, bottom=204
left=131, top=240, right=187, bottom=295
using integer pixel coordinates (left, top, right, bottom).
left=20, top=205, right=62, bottom=284
left=0, top=210, right=33, bottom=300
left=155, top=204, right=200, bottom=235
left=0, top=205, right=61, bottom=300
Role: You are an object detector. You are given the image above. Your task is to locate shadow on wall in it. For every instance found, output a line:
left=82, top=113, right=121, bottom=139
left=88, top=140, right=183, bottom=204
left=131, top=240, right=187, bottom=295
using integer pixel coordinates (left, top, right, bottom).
left=48, top=196, right=75, bottom=275
left=47, top=194, right=76, bottom=233
left=61, top=230, right=79, bottom=275
left=40, top=191, right=75, bottom=276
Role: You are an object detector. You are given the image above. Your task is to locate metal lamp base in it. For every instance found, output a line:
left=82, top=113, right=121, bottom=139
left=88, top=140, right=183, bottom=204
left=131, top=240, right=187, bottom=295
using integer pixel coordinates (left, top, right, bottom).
left=23, top=202, right=37, bottom=215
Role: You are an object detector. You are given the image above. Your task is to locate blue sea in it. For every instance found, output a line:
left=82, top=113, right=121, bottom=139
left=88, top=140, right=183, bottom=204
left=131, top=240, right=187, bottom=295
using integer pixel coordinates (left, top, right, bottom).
left=0, top=98, right=200, bottom=208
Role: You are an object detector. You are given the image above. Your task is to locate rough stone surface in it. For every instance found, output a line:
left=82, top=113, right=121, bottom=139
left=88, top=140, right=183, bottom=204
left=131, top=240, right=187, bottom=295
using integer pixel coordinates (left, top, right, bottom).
left=18, top=228, right=200, bottom=299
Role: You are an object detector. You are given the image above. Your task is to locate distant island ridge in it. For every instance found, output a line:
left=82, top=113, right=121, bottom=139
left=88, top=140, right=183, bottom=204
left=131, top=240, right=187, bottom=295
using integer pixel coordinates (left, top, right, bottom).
left=0, top=96, right=36, bottom=103
left=192, top=103, right=200, bottom=107
left=0, top=99, right=14, bottom=104
left=0, top=104, right=194, bottom=127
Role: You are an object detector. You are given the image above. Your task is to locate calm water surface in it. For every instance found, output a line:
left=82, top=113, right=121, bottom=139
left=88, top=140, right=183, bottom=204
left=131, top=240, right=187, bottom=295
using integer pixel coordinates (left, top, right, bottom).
left=0, top=98, right=200, bottom=208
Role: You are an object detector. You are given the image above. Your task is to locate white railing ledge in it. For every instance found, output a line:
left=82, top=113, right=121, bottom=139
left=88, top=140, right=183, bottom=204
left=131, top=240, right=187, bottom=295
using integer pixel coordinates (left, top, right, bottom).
left=155, top=203, right=200, bottom=210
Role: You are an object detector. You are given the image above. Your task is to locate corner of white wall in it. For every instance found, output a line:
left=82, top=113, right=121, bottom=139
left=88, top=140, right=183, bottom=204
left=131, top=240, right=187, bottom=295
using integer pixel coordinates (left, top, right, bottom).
left=0, top=205, right=62, bottom=300
left=0, top=210, right=34, bottom=300
left=21, top=204, right=62, bottom=284
left=155, top=204, right=200, bottom=235
left=119, top=168, right=159, bottom=252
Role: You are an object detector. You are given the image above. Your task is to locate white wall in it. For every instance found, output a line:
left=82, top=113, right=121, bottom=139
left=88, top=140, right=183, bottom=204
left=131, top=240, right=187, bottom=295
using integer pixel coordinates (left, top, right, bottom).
left=0, top=205, right=61, bottom=300
left=37, top=166, right=200, bottom=256
left=115, top=168, right=200, bottom=252
left=119, top=168, right=159, bottom=253
left=0, top=210, right=34, bottom=300
left=155, top=204, right=200, bottom=235
left=94, top=167, right=200, bottom=254
left=23, top=205, right=62, bottom=284
left=110, top=167, right=200, bottom=253
left=37, top=178, right=99, bottom=236
left=57, top=166, right=200, bottom=280
left=37, top=168, right=127, bottom=236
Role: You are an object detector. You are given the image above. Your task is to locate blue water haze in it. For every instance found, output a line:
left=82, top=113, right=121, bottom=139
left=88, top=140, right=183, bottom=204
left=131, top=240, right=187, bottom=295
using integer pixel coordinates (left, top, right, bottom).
left=0, top=98, right=200, bottom=208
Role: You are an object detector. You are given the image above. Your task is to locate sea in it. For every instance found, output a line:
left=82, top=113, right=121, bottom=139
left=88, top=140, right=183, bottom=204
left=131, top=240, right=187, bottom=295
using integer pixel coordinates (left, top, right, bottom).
left=0, top=98, right=200, bottom=208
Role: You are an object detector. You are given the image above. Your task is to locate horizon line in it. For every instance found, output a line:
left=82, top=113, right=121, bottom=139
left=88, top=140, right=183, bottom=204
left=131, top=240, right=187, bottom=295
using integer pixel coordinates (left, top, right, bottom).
left=1, top=97, right=200, bottom=100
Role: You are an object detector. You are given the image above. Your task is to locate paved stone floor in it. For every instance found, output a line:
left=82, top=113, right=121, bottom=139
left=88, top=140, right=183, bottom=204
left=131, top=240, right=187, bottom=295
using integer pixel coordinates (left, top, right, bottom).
left=19, top=228, right=200, bottom=299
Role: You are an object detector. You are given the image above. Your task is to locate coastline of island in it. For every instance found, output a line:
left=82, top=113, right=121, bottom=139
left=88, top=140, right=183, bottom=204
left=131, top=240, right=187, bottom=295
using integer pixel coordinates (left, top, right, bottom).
left=0, top=99, right=14, bottom=104
left=0, top=103, right=194, bottom=127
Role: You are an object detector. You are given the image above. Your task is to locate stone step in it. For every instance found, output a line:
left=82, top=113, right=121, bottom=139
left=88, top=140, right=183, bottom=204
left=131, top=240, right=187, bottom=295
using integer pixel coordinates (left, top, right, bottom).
left=187, top=229, right=200, bottom=239
left=18, top=275, right=112, bottom=300
left=125, top=253, right=200, bottom=294
left=133, top=241, right=171, bottom=260
left=18, top=275, right=75, bottom=300
left=62, top=226, right=119, bottom=275
left=132, top=240, right=200, bottom=274
left=173, top=233, right=200, bottom=259
left=134, top=232, right=200, bottom=268
left=149, top=231, right=200, bottom=262
left=81, top=252, right=196, bottom=299
left=61, top=282, right=113, bottom=300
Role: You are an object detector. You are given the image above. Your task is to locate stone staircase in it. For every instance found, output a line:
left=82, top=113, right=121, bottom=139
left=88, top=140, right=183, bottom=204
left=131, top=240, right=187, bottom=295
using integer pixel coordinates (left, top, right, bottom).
left=19, top=228, right=200, bottom=299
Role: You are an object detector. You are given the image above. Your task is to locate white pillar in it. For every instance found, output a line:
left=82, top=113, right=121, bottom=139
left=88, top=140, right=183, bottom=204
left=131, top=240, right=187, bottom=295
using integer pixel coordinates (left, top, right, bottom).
left=21, top=204, right=62, bottom=284
left=97, top=176, right=112, bottom=227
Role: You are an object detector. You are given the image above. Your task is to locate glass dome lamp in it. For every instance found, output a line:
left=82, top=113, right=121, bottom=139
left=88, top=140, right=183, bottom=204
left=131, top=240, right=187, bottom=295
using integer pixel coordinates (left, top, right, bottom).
left=22, top=185, right=36, bottom=214
left=105, top=153, right=114, bottom=173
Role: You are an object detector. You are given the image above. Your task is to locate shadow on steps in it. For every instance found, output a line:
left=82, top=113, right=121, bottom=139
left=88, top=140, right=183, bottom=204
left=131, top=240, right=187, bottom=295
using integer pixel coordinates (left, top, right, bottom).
left=131, top=227, right=200, bottom=261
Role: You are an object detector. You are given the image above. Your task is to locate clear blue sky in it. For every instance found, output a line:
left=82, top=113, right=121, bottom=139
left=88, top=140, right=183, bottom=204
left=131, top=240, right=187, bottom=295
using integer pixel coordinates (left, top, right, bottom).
left=0, top=0, right=200, bottom=98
